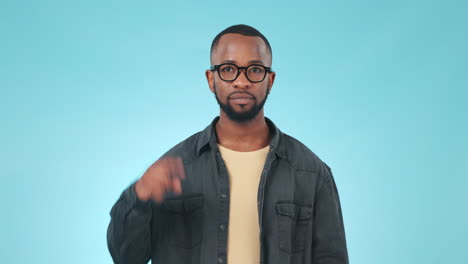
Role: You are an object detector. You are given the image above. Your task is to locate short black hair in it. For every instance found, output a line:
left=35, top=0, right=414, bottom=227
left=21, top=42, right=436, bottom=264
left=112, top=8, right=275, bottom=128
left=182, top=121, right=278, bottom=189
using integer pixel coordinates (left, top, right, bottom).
left=210, top=24, right=272, bottom=61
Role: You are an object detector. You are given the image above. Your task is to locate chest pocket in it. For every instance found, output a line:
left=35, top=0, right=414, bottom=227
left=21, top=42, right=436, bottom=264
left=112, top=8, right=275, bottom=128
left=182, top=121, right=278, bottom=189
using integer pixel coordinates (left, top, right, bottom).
left=276, top=202, right=313, bottom=255
left=163, top=194, right=204, bottom=249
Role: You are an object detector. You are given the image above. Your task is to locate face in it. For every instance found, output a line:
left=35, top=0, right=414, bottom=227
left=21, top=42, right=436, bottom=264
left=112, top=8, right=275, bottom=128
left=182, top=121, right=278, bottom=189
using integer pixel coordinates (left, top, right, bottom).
left=206, top=33, right=276, bottom=123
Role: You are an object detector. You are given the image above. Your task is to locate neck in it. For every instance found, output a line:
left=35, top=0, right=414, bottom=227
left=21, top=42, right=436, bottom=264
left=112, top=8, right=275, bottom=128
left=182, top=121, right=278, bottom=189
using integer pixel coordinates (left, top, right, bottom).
left=215, top=110, right=271, bottom=152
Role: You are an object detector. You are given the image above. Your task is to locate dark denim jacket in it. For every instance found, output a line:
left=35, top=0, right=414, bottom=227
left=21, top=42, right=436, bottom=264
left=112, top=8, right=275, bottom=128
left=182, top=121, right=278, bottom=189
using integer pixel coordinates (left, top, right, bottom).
left=107, top=117, right=349, bottom=264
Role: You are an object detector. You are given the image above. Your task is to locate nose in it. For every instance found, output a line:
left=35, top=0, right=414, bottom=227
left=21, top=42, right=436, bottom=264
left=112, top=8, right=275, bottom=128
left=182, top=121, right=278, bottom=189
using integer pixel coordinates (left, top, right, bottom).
left=232, top=69, right=251, bottom=89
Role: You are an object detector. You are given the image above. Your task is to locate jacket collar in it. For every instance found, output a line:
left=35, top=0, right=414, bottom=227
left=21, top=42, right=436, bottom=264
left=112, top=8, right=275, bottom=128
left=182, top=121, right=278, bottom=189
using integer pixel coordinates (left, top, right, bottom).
left=196, top=116, right=285, bottom=159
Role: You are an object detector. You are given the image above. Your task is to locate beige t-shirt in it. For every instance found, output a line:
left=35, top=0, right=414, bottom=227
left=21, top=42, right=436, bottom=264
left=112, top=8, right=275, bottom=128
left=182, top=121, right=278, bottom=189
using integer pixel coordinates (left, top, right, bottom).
left=217, top=144, right=270, bottom=264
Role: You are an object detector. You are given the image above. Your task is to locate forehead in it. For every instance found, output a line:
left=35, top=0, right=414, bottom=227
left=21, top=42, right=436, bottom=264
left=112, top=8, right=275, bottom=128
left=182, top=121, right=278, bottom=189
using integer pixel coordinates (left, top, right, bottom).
left=211, top=33, right=271, bottom=65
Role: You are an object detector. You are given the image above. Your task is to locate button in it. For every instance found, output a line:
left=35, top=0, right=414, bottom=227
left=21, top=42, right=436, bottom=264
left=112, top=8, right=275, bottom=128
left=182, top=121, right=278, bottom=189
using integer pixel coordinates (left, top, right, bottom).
left=218, top=257, right=224, bottom=263
left=220, top=194, right=227, bottom=199
left=219, top=224, right=225, bottom=231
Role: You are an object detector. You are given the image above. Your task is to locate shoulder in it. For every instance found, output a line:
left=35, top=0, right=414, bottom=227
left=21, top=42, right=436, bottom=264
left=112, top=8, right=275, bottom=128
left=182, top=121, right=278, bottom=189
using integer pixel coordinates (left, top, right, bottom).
left=280, top=132, right=332, bottom=177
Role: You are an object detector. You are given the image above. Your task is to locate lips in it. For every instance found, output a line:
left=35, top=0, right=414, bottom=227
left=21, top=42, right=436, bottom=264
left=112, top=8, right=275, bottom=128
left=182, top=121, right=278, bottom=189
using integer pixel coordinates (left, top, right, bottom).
left=229, top=93, right=254, bottom=105
left=229, top=93, right=254, bottom=99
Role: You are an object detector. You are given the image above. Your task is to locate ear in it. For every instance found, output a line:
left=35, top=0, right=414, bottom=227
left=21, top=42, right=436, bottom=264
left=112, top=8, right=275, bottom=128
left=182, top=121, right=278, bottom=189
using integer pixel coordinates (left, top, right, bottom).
left=267, top=71, right=276, bottom=92
left=205, top=70, right=215, bottom=93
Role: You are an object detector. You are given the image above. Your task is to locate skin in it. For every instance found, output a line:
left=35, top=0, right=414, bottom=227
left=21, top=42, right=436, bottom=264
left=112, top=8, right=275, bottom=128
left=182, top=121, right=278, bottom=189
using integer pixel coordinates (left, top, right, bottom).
left=135, top=33, right=275, bottom=202
left=206, top=33, right=276, bottom=151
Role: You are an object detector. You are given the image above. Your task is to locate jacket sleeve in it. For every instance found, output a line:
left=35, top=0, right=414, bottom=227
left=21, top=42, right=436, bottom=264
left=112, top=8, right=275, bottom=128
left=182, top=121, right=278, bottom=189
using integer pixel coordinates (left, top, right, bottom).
left=312, top=165, right=349, bottom=264
left=107, top=182, right=153, bottom=264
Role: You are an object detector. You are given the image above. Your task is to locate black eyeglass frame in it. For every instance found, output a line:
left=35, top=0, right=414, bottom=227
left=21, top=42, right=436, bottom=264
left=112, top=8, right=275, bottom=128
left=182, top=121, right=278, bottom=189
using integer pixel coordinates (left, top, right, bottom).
left=210, top=63, right=273, bottom=83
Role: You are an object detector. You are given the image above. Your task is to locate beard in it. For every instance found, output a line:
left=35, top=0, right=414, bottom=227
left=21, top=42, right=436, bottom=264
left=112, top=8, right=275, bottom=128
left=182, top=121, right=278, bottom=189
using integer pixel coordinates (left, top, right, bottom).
left=213, top=84, right=270, bottom=123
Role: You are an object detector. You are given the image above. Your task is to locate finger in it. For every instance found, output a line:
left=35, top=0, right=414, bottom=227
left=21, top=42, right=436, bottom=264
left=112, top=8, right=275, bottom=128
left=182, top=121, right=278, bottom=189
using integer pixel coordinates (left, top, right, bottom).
left=165, top=156, right=184, bottom=182
left=152, top=168, right=171, bottom=202
left=161, top=167, right=174, bottom=193
left=172, top=157, right=186, bottom=180
left=172, top=178, right=183, bottom=194
left=152, top=183, right=165, bottom=203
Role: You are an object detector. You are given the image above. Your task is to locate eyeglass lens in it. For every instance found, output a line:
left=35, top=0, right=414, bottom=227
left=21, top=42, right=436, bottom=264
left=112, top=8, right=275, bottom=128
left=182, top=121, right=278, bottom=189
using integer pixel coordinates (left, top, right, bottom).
left=218, top=64, right=266, bottom=82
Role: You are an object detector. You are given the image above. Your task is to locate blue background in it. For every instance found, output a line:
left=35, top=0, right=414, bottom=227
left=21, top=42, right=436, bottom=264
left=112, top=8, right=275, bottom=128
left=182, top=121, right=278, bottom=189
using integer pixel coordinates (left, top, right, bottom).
left=1, top=0, right=467, bottom=263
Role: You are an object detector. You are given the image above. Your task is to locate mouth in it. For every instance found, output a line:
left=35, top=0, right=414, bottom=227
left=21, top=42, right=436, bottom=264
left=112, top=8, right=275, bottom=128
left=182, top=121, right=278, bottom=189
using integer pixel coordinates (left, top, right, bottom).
left=229, top=93, right=255, bottom=103
left=230, top=97, right=254, bottom=104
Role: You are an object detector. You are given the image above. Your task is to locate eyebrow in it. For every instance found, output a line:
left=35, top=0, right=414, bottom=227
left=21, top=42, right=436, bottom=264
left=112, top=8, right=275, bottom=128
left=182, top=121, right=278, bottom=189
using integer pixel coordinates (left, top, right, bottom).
left=220, top=59, right=266, bottom=65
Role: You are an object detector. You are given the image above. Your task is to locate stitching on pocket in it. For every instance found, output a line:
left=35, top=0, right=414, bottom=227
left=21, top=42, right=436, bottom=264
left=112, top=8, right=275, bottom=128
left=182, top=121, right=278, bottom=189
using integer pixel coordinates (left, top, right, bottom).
left=276, top=202, right=312, bottom=255
left=163, top=194, right=204, bottom=249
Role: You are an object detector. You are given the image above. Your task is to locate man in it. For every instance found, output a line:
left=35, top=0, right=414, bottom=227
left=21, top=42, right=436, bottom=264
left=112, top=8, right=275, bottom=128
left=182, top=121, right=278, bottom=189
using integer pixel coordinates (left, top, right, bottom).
left=107, top=24, right=349, bottom=264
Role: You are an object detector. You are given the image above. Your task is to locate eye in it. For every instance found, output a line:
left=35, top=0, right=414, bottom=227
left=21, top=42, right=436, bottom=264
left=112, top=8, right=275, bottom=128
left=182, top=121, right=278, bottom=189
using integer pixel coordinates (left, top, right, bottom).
left=221, top=66, right=235, bottom=72
left=249, top=66, right=264, bottom=74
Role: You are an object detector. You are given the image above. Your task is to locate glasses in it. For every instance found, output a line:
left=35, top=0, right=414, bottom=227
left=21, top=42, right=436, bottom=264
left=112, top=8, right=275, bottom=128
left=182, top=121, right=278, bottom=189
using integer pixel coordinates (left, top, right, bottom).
left=210, top=63, right=273, bottom=83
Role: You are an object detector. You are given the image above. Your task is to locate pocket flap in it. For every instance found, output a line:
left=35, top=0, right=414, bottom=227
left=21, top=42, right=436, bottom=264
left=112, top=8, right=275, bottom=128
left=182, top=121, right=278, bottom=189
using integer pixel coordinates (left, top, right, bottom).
left=276, top=202, right=312, bottom=221
left=164, top=194, right=203, bottom=214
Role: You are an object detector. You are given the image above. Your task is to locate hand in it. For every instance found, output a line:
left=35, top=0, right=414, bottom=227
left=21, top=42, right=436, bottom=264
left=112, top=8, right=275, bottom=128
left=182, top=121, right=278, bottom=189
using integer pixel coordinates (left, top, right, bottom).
left=135, top=156, right=185, bottom=202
